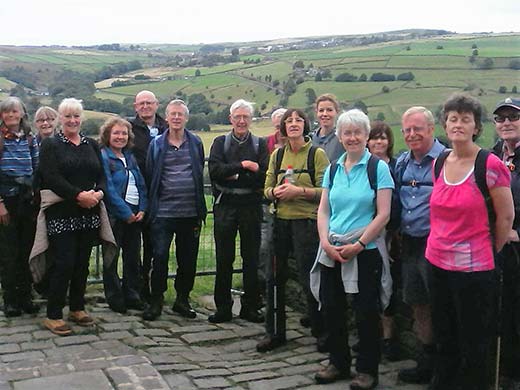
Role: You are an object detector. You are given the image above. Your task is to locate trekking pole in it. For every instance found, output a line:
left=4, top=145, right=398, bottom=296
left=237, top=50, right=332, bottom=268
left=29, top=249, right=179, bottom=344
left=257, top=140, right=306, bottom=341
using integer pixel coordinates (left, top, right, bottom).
left=494, top=256, right=505, bottom=390
left=272, top=201, right=278, bottom=339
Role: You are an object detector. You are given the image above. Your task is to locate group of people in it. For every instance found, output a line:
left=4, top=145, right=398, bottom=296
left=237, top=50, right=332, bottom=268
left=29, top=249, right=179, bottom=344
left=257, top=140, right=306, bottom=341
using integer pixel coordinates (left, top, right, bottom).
left=0, top=89, right=519, bottom=390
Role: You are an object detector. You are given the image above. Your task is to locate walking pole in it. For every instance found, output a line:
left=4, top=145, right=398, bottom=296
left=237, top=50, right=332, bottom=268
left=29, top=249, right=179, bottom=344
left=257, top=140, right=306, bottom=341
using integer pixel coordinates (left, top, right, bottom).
left=272, top=200, right=278, bottom=339
left=495, top=264, right=503, bottom=390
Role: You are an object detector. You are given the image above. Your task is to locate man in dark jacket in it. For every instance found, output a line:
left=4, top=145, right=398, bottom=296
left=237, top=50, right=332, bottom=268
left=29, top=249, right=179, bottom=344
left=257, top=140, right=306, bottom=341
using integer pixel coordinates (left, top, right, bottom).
left=208, top=99, right=268, bottom=323
left=492, top=97, right=520, bottom=390
left=143, top=99, right=206, bottom=321
left=130, top=90, right=168, bottom=303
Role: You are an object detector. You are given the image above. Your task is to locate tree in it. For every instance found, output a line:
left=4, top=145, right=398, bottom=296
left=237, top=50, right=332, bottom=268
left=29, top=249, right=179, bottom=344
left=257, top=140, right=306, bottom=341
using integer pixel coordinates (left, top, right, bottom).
left=406, top=45, right=411, bottom=51
left=314, top=73, right=323, bottom=82
left=370, top=73, right=395, bottom=82
left=376, top=112, right=386, bottom=121
left=186, top=113, right=210, bottom=131
left=397, top=72, right=415, bottom=81
left=478, top=58, right=494, bottom=70
left=436, top=45, right=444, bottom=50
left=498, top=86, right=507, bottom=94
left=335, top=73, right=358, bottom=82
left=513, top=86, right=518, bottom=94
left=293, top=60, right=305, bottom=70
left=472, top=49, right=479, bottom=56
left=359, top=73, right=367, bottom=82
left=469, top=56, right=477, bottom=64
left=509, top=59, right=520, bottom=70
left=195, top=69, right=201, bottom=77
left=188, top=93, right=213, bottom=115
left=472, top=43, right=478, bottom=49
left=351, top=100, right=368, bottom=114
left=231, top=48, right=239, bottom=56
left=9, top=85, right=27, bottom=99
left=321, top=69, right=332, bottom=79
left=305, top=88, right=317, bottom=105
left=283, top=79, right=297, bottom=96
left=381, top=86, right=390, bottom=93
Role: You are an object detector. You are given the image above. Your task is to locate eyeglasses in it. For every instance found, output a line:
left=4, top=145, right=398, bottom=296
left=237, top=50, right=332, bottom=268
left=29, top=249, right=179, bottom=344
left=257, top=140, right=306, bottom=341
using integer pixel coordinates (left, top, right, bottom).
left=284, top=118, right=305, bottom=124
left=231, top=115, right=251, bottom=121
left=401, top=126, right=427, bottom=135
left=35, top=117, right=55, bottom=124
left=494, top=113, right=520, bottom=123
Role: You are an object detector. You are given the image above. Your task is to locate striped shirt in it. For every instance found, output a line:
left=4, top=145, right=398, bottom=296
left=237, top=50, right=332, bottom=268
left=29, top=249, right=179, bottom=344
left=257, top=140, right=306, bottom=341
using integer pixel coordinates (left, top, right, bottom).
left=157, top=137, right=197, bottom=218
left=0, top=136, right=38, bottom=196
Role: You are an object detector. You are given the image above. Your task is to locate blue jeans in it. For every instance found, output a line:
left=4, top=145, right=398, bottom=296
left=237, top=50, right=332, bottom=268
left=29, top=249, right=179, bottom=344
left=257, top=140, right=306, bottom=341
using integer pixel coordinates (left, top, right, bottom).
left=150, top=217, right=200, bottom=298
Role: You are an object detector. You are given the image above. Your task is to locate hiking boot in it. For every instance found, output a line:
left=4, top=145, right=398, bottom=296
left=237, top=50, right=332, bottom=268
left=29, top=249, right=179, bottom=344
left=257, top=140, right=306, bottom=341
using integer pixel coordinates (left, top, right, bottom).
left=3, top=303, right=22, bottom=317
left=239, top=307, right=264, bottom=323
left=208, top=310, right=232, bottom=323
left=256, top=336, right=286, bottom=352
left=350, top=373, right=378, bottom=390
left=314, top=364, right=351, bottom=384
left=172, top=299, right=197, bottom=319
left=142, top=296, right=163, bottom=321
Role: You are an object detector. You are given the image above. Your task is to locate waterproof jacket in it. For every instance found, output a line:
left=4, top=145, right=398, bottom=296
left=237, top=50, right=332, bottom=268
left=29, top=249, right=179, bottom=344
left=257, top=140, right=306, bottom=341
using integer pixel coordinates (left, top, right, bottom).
left=101, top=147, right=148, bottom=222
left=146, top=129, right=207, bottom=223
left=493, top=140, right=520, bottom=232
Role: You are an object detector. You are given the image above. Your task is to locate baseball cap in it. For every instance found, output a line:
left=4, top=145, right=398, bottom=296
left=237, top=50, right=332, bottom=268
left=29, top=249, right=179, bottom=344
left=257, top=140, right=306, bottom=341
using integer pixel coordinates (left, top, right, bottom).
left=493, top=97, right=520, bottom=114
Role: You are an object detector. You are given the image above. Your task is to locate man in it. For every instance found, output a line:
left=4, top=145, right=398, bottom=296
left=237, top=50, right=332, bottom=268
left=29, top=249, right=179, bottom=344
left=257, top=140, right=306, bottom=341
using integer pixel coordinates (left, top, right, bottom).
left=143, top=99, right=206, bottom=321
left=395, top=106, right=445, bottom=384
left=208, top=99, right=268, bottom=323
left=311, top=94, right=344, bottom=161
left=265, top=108, right=287, bottom=154
left=492, top=97, right=520, bottom=390
left=130, top=90, right=168, bottom=304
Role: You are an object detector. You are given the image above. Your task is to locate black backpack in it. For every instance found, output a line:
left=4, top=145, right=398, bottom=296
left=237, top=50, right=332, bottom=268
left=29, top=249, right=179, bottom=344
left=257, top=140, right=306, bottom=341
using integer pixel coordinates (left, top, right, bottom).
left=274, top=144, right=318, bottom=187
left=433, top=149, right=495, bottom=237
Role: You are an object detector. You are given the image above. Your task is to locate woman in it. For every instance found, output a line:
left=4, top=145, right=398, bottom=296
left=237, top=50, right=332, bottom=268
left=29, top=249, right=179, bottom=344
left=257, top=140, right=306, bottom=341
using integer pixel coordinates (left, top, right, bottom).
left=313, top=109, right=394, bottom=389
left=257, top=108, right=329, bottom=352
left=38, top=98, right=106, bottom=335
left=34, top=106, right=58, bottom=144
left=492, top=97, right=520, bottom=389
left=0, top=97, right=40, bottom=317
left=367, top=121, right=400, bottom=361
left=99, top=116, right=147, bottom=313
left=426, top=93, right=514, bottom=390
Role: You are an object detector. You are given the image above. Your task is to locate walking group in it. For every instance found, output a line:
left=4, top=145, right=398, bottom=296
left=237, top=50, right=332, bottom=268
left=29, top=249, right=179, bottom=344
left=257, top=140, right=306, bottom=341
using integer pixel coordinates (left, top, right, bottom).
left=0, top=89, right=519, bottom=390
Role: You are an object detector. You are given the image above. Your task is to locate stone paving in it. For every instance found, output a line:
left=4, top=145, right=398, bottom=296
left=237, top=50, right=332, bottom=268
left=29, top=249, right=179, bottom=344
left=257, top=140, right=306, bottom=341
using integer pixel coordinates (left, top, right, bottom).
left=0, top=293, right=428, bottom=390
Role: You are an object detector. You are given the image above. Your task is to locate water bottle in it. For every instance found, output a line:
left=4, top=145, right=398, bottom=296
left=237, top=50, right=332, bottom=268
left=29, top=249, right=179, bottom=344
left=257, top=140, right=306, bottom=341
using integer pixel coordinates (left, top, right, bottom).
left=284, top=165, right=295, bottom=184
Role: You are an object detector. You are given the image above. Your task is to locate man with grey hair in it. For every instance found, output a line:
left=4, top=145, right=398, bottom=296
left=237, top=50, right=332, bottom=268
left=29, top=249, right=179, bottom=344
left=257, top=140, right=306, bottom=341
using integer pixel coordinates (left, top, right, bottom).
left=142, top=100, right=206, bottom=321
left=208, top=99, right=268, bottom=323
left=394, top=106, right=445, bottom=384
left=130, top=90, right=168, bottom=305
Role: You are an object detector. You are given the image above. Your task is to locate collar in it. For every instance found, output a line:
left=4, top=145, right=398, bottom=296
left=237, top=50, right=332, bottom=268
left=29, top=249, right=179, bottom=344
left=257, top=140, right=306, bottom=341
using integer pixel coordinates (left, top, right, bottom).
left=57, top=131, right=88, bottom=145
left=408, top=139, right=444, bottom=163
left=315, top=127, right=336, bottom=140
left=337, top=149, right=370, bottom=167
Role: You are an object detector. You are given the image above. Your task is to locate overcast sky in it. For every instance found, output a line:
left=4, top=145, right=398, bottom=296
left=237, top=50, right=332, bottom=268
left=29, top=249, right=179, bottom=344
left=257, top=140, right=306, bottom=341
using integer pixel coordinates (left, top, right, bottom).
left=2, top=0, right=518, bottom=46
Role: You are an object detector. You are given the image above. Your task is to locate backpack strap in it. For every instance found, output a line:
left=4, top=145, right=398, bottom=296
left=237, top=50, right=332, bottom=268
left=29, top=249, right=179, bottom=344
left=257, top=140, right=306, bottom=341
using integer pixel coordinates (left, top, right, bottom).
left=274, top=146, right=286, bottom=185
left=306, top=145, right=317, bottom=187
left=328, top=159, right=340, bottom=188
left=224, top=131, right=232, bottom=156
left=474, top=149, right=495, bottom=239
left=433, top=150, right=451, bottom=180
left=224, top=131, right=259, bottom=156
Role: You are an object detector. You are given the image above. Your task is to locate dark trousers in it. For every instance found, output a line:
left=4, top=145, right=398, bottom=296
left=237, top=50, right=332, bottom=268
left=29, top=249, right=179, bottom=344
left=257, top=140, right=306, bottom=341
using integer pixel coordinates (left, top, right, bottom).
left=431, top=266, right=497, bottom=390
left=213, top=203, right=261, bottom=312
left=497, top=244, right=520, bottom=379
left=150, top=217, right=200, bottom=298
left=0, top=197, right=35, bottom=306
left=103, top=218, right=142, bottom=306
left=321, top=249, right=382, bottom=376
left=47, top=229, right=96, bottom=319
left=265, top=218, right=320, bottom=339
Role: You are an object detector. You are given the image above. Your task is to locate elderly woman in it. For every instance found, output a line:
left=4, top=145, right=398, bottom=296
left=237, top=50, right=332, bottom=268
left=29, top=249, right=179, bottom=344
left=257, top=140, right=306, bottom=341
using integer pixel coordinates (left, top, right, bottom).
left=426, top=94, right=514, bottom=390
left=257, top=108, right=329, bottom=352
left=34, top=106, right=58, bottom=144
left=313, top=109, right=394, bottom=389
left=38, top=98, right=106, bottom=335
left=0, top=97, right=40, bottom=317
left=99, top=117, right=147, bottom=314
left=492, top=97, right=520, bottom=389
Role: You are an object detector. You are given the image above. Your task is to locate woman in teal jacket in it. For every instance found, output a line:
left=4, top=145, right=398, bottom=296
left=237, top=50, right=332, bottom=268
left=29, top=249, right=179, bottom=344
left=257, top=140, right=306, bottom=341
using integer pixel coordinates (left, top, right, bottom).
left=99, top=116, right=147, bottom=313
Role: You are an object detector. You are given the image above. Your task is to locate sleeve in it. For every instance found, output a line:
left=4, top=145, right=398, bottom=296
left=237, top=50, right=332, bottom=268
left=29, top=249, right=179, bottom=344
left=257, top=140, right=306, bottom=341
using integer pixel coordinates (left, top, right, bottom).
left=377, top=160, right=395, bottom=190
left=255, top=137, right=269, bottom=189
left=30, top=136, right=39, bottom=171
left=486, top=154, right=511, bottom=189
left=38, top=138, right=82, bottom=200
left=208, top=136, right=242, bottom=182
left=321, top=164, right=331, bottom=189
left=101, top=150, right=133, bottom=221
left=263, top=150, right=278, bottom=199
left=90, top=140, right=107, bottom=195
left=311, top=148, right=330, bottom=201
left=145, top=138, right=156, bottom=184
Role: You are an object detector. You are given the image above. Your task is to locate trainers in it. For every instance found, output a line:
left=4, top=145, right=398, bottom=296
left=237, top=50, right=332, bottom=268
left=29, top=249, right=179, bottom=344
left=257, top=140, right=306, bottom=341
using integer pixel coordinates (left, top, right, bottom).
left=239, top=308, right=264, bottom=323
left=256, top=336, right=286, bottom=352
left=350, top=373, right=378, bottom=390
left=43, top=318, right=72, bottom=336
left=68, top=310, right=95, bottom=326
left=315, top=364, right=351, bottom=384
left=208, top=311, right=232, bottom=323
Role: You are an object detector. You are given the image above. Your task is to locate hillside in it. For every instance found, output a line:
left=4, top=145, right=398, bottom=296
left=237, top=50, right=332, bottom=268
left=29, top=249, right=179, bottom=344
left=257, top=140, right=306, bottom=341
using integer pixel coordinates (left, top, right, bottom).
left=0, top=30, right=518, bottom=149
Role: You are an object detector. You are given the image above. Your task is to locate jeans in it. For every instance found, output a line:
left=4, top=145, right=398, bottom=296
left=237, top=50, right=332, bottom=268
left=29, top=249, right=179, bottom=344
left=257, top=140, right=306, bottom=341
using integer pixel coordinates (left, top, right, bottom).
left=150, top=217, right=200, bottom=298
left=103, top=215, right=142, bottom=306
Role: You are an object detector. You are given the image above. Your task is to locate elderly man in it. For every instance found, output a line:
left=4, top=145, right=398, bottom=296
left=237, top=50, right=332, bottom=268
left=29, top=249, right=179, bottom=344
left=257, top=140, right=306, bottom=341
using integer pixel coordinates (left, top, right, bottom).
left=208, top=99, right=268, bottom=323
left=130, top=90, right=168, bottom=304
left=143, top=99, right=206, bottom=321
left=394, top=107, right=445, bottom=384
left=492, top=97, right=520, bottom=390
left=311, top=93, right=344, bottom=161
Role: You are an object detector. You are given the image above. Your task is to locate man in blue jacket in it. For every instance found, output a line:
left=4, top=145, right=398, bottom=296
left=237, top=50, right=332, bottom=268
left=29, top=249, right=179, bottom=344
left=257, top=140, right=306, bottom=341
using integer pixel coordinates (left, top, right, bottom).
left=143, top=99, right=207, bottom=320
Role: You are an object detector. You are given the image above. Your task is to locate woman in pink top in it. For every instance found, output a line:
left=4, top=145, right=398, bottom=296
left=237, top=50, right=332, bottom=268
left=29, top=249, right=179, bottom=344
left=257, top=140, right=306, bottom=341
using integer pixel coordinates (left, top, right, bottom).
left=426, top=94, right=514, bottom=390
